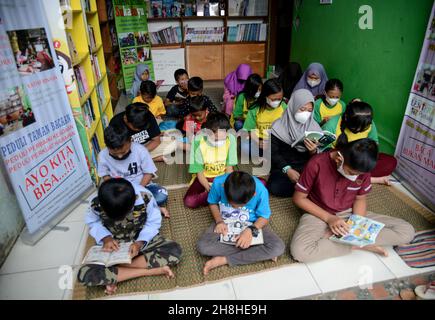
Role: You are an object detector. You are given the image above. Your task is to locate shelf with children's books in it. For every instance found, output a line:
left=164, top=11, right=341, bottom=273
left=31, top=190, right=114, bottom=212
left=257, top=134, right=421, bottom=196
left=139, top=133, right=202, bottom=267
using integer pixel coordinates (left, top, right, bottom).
left=58, top=0, right=113, bottom=184
left=145, top=0, right=270, bottom=78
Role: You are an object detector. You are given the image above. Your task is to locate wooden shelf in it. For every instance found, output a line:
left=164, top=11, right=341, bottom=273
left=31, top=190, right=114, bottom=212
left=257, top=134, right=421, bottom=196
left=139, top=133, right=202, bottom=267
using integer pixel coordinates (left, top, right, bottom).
left=87, top=116, right=100, bottom=138
left=227, top=16, right=268, bottom=19
left=86, top=10, right=98, bottom=15
left=102, top=97, right=111, bottom=113
left=72, top=51, right=89, bottom=66
left=151, top=43, right=182, bottom=48
left=79, top=85, right=95, bottom=106
left=185, top=41, right=224, bottom=45
left=96, top=71, right=107, bottom=85
left=91, top=43, right=103, bottom=53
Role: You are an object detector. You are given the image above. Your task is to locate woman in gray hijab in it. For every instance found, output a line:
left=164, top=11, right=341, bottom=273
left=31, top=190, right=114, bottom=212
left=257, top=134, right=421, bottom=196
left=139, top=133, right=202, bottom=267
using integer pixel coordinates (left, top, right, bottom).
left=267, top=89, right=323, bottom=197
left=292, top=62, right=328, bottom=99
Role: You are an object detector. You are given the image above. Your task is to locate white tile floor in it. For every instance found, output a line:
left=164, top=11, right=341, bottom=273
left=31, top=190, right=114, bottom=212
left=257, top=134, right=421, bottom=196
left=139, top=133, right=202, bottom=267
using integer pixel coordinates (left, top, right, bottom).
left=0, top=182, right=433, bottom=300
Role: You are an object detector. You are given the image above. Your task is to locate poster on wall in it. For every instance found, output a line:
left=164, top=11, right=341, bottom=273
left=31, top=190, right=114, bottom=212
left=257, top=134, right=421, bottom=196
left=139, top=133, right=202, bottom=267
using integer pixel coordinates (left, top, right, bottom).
left=113, top=0, right=156, bottom=98
left=0, top=0, right=93, bottom=236
left=395, top=2, right=435, bottom=212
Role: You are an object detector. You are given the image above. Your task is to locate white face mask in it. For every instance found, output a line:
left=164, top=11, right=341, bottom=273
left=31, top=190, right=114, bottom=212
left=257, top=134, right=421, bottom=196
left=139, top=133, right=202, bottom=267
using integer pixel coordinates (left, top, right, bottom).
left=326, top=97, right=339, bottom=106
left=337, top=152, right=359, bottom=181
left=254, top=91, right=261, bottom=99
left=294, top=111, right=312, bottom=124
left=307, top=79, right=321, bottom=88
left=267, top=98, right=281, bottom=109
left=208, top=138, right=226, bottom=147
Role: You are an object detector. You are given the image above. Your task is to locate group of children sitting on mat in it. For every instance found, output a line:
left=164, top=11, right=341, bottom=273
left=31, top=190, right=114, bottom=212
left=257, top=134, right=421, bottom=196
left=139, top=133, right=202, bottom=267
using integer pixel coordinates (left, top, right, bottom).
left=77, top=64, right=415, bottom=295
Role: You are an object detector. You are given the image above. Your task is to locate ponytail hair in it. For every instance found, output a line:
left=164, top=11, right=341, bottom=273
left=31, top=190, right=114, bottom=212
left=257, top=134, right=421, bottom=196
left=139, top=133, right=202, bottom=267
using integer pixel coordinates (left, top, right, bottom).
left=252, top=78, right=283, bottom=113
left=336, top=101, right=373, bottom=149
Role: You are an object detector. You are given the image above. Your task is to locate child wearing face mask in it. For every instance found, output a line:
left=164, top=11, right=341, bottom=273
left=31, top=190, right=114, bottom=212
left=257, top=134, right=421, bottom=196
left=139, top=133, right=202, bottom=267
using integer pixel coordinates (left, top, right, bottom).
left=164, top=69, right=189, bottom=119
left=322, top=101, right=397, bottom=185
left=98, top=124, right=171, bottom=218
left=184, top=112, right=238, bottom=209
left=313, top=79, right=346, bottom=126
left=242, top=79, right=288, bottom=158
left=267, top=89, right=322, bottom=198
left=290, top=138, right=415, bottom=263
left=292, top=62, right=328, bottom=100
left=230, top=73, right=263, bottom=131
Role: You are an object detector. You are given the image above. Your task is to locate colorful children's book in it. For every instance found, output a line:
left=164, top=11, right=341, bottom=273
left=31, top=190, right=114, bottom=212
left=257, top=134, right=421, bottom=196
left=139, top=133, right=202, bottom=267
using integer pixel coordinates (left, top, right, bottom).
left=291, top=130, right=336, bottom=149
left=218, top=203, right=264, bottom=246
left=82, top=242, right=133, bottom=267
left=329, top=214, right=385, bottom=247
left=151, top=0, right=163, bottom=17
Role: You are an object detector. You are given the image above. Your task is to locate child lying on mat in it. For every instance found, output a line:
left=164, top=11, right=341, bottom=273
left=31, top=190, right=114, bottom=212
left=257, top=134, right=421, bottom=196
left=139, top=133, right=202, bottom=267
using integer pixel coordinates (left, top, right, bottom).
left=290, top=138, right=415, bottom=263
left=77, top=179, right=182, bottom=295
left=98, top=124, right=170, bottom=218
left=197, top=171, right=285, bottom=275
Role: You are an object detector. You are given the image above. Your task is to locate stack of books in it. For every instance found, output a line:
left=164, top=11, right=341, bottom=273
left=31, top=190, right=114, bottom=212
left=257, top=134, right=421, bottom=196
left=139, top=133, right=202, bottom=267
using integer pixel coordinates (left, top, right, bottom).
left=184, top=26, right=224, bottom=42
left=150, top=26, right=182, bottom=45
left=147, top=0, right=225, bottom=18
left=227, top=23, right=267, bottom=42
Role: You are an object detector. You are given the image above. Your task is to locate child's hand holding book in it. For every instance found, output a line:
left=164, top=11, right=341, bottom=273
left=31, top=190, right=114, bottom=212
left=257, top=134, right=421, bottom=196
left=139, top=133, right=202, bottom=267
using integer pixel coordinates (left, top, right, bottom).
left=103, top=236, right=120, bottom=252
left=129, top=241, right=144, bottom=258
left=326, top=215, right=350, bottom=237
left=214, top=220, right=228, bottom=236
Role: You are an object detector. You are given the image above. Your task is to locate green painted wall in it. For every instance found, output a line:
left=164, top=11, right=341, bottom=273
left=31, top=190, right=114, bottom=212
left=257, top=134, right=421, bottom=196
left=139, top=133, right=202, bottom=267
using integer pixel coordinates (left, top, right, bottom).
left=290, top=0, right=433, bottom=154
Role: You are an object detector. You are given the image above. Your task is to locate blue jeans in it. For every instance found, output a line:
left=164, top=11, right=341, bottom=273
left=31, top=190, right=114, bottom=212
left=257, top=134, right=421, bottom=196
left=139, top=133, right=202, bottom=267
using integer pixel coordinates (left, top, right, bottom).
left=146, top=183, right=168, bottom=206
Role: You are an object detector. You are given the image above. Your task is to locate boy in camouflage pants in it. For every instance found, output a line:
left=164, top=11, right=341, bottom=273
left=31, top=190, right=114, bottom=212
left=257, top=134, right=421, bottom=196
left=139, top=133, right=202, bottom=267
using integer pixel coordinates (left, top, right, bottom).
left=77, top=178, right=182, bottom=295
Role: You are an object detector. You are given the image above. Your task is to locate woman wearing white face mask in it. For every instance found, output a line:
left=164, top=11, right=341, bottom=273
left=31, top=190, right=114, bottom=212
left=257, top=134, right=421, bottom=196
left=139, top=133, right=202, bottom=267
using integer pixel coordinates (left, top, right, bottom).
left=293, top=62, right=328, bottom=100
left=267, top=89, right=323, bottom=198
left=242, top=79, right=288, bottom=159
left=230, top=73, right=263, bottom=131
left=313, top=79, right=346, bottom=126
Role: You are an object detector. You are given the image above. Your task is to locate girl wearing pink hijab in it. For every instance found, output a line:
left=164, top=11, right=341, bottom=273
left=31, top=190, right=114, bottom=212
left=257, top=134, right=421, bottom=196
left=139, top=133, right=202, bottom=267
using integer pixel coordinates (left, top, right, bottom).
left=223, top=63, right=253, bottom=115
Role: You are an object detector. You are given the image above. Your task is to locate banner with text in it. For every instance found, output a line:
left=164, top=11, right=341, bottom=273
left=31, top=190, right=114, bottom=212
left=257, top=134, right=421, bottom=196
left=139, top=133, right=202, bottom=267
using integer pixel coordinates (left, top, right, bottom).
left=395, top=2, right=435, bottom=211
left=0, top=0, right=93, bottom=234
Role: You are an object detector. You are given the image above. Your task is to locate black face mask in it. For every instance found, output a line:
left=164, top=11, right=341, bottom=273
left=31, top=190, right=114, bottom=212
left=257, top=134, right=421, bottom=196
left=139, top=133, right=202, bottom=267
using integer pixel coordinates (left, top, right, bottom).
left=109, top=150, right=131, bottom=161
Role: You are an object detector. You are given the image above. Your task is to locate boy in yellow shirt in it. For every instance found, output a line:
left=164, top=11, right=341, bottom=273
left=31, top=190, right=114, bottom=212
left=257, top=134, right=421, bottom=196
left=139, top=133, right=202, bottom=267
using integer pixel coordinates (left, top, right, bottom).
left=133, top=80, right=166, bottom=120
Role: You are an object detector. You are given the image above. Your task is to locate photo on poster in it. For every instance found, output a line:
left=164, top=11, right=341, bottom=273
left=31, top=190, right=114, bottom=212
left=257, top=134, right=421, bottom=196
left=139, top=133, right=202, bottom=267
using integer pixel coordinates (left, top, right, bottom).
left=118, top=32, right=135, bottom=48
left=0, top=85, right=35, bottom=137
left=137, top=46, right=151, bottom=62
left=121, top=48, right=138, bottom=65
left=135, top=31, right=150, bottom=46
left=7, top=28, right=55, bottom=76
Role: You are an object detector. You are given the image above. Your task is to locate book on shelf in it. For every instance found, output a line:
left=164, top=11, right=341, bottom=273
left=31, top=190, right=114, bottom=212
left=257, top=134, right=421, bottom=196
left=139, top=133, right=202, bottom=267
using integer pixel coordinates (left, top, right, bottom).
left=84, top=0, right=91, bottom=12
left=101, top=113, right=110, bottom=130
left=106, top=0, right=114, bottom=20
left=109, top=25, right=118, bottom=46
left=74, top=65, right=89, bottom=98
left=66, top=32, right=78, bottom=60
left=228, top=0, right=268, bottom=16
left=226, top=23, right=267, bottom=42
left=96, top=83, right=106, bottom=108
left=82, top=242, right=133, bottom=267
left=88, top=25, right=97, bottom=51
left=91, top=134, right=101, bottom=154
left=91, top=54, right=102, bottom=80
left=82, top=98, right=96, bottom=129
left=150, top=26, right=182, bottom=45
left=184, top=26, right=224, bottom=43
left=196, top=0, right=219, bottom=16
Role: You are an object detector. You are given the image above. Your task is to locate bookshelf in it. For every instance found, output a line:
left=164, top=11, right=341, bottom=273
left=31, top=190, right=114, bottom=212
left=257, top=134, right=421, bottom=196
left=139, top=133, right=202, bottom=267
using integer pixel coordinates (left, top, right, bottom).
left=63, top=0, right=114, bottom=183
left=145, top=0, right=270, bottom=80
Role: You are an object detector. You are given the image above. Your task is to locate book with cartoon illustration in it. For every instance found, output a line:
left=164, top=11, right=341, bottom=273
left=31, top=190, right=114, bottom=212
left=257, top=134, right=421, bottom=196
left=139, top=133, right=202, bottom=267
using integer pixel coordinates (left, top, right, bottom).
left=329, top=214, right=385, bottom=247
left=218, top=203, right=264, bottom=246
left=82, top=242, right=133, bottom=267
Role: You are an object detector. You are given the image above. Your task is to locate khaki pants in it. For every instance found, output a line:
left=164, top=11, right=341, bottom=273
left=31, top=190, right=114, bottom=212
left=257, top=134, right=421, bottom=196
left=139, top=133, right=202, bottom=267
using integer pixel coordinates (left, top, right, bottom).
left=290, top=211, right=415, bottom=263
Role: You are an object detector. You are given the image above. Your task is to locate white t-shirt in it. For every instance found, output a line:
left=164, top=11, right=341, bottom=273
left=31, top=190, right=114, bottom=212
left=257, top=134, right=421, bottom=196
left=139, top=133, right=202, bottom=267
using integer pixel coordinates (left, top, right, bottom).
left=97, top=142, right=157, bottom=185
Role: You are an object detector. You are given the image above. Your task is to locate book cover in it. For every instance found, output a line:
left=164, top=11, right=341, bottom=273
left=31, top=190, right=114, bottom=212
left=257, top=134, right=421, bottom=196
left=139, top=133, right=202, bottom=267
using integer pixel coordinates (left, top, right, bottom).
left=330, top=214, right=385, bottom=247
left=291, top=130, right=336, bottom=149
left=151, top=1, right=163, bottom=18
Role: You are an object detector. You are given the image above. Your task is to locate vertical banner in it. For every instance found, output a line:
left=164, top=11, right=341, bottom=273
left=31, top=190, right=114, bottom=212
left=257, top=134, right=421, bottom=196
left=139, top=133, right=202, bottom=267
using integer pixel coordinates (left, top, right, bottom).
left=395, top=2, right=435, bottom=212
left=113, top=0, right=155, bottom=96
left=0, top=0, right=93, bottom=236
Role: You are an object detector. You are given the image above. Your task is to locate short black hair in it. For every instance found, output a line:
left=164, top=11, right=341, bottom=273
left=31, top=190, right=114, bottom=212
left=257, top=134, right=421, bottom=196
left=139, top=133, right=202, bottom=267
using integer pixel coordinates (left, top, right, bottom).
left=203, top=112, right=230, bottom=131
left=188, top=76, right=203, bottom=92
left=336, top=101, right=373, bottom=148
left=174, top=68, right=188, bottom=81
left=140, top=80, right=157, bottom=97
left=325, top=78, right=344, bottom=93
left=224, top=171, right=256, bottom=205
left=104, top=124, right=131, bottom=149
left=242, top=73, right=263, bottom=100
left=98, top=178, right=136, bottom=220
left=188, top=95, right=207, bottom=113
left=125, top=102, right=153, bottom=129
left=339, top=138, right=378, bottom=173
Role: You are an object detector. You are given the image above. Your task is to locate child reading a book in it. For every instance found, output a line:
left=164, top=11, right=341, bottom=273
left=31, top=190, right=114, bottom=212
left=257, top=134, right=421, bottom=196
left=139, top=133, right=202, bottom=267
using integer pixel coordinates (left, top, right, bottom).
left=164, top=68, right=189, bottom=118
left=77, top=179, right=182, bottom=295
left=267, top=89, right=322, bottom=198
left=322, top=100, right=398, bottom=185
left=110, top=102, right=177, bottom=162
left=197, top=171, right=285, bottom=275
left=230, top=73, right=263, bottom=131
left=184, top=112, right=238, bottom=209
left=179, top=76, right=218, bottom=118
left=98, top=124, right=170, bottom=218
left=242, top=78, right=288, bottom=158
left=290, top=138, right=415, bottom=263
left=313, top=78, right=346, bottom=126
left=133, top=80, right=166, bottom=120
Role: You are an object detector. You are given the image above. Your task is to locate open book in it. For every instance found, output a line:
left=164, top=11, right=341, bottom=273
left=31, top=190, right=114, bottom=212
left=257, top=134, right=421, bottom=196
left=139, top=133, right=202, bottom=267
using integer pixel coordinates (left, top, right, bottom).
left=329, top=214, right=385, bottom=247
left=82, top=242, right=133, bottom=267
left=220, top=220, right=264, bottom=246
left=291, top=130, right=336, bottom=149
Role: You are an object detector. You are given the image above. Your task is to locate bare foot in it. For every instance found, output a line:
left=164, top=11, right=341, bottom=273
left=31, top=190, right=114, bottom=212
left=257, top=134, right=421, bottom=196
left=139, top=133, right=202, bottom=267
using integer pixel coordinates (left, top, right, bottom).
left=160, top=207, right=170, bottom=218
left=399, top=288, right=417, bottom=300
left=355, top=245, right=389, bottom=257
left=203, top=256, right=228, bottom=275
left=371, top=176, right=391, bottom=186
left=271, top=257, right=278, bottom=263
left=105, top=284, right=117, bottom=295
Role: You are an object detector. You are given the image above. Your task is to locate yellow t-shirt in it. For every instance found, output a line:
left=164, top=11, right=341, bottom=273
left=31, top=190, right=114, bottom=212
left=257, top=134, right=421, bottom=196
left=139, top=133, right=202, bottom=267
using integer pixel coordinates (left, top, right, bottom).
left=333, top=117, right=372, bottom=147
left=133, top=95, right=166, bottom=118
left=243, top=103, right=287, bottom=139
left=318, top=100, right=344, bottom=120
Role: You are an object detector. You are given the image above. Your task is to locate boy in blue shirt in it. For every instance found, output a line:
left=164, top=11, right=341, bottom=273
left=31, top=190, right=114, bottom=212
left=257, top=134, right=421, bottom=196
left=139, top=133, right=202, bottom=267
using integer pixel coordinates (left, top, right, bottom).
left=197, top=171, right=285, bottom=275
